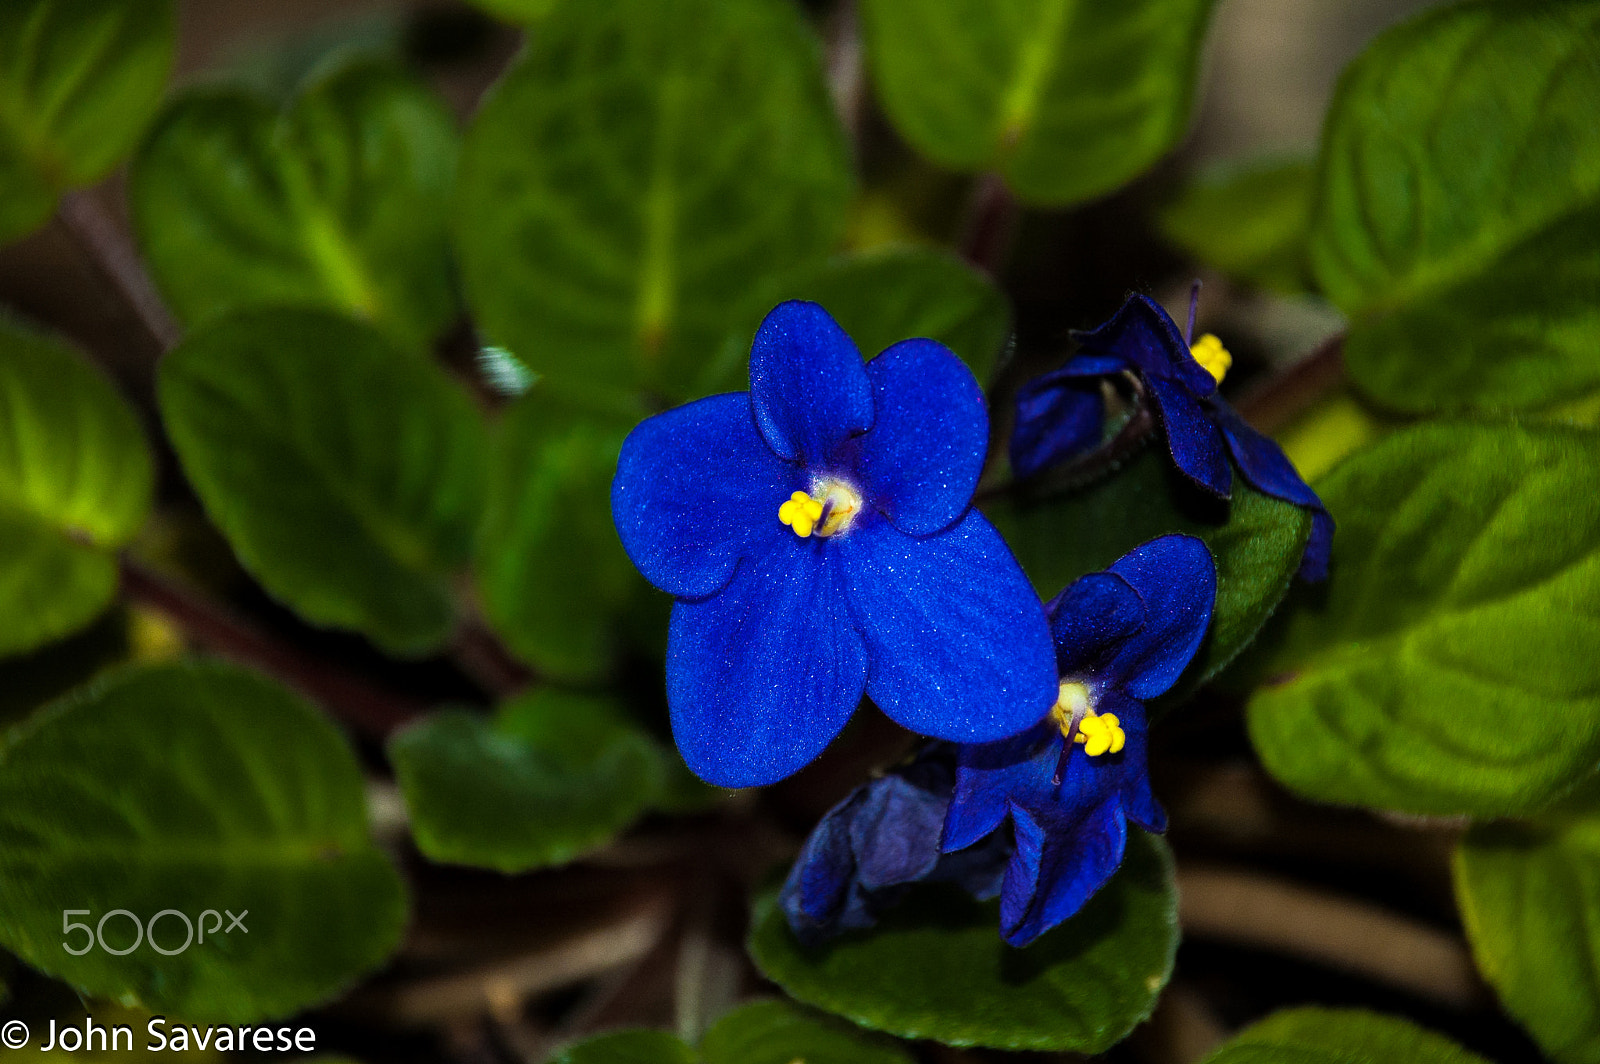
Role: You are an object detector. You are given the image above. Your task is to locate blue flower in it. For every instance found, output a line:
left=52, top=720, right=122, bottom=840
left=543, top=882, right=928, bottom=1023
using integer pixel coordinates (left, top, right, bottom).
left=1009, top=293, right=1333, bottom=581
left=612, top=301, right=1058, bottom=788
left=941, top=534, right=1215, bottom=947
left=781, top=747, right=1009, bottom=944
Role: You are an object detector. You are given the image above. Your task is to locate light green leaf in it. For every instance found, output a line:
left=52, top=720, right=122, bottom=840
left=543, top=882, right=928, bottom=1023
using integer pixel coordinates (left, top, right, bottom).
left=158, top=308, right=489, bottom=656
left=1198, top=1007, right=1492, bottom=1064
left=0, top=0, right=173, bottom=243
left=0, top=322, right=153, bottom=658
left=130, top=60, right=459, bottom=349
left=986, top=442, right=1311, bottom=692
left=860, top=0, right=1215, bottom=206
left=0, top=661, right=408, bottom=1022
left=1158, top=156, right=1315, bottom=294
left=455, top=0, right=853, bottom=401
left=1247, top=422, right=1600, bottom=816
left=730, top=247, right=1012, bottom=384
left=1456, top=780, right=1600, bottom=1063
left=475, top=393, right=643, bottom=682
left=747, top=830, right=1176, bottom=1052
left=549, top=1031, right=697, bottom=1064
left=700, top=999, right=914, bottom=1064
left=389, top=690, right=665, bottom=873
left=1309, top=0, right=1600, bottom=412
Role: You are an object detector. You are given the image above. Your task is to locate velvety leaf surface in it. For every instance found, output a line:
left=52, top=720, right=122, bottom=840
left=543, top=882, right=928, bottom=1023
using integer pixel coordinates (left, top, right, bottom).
left=987, top=443, right=1311, bottom=691
left=158, top=309, right=488, bottom=655
left=456, top=0, right=853, bottom=400
left=470, top=0, right=559, bottom=24
left=130, top=60, right=458, bottom=348
left=859, top=0, right=1214, bottom=206
left=475, top=392, right=643, bottom=682
left=389, top=690, right=665, bottom=873
left=1198, top=1007, right=1492, bottom=1064
left=699, top=999, right=914, bottom=1064
left=0, top=323, right=153, bottom=657
left=1158, top=156, right=1315, bottom=294
left=0, top=0, right=173, bottom=243
left=728, top=247, right=1012, bottom=384
left=1456, top=781, right=1600, bottom=1063
left=0, top=662, right=407, bottom=1022
left=1309, top=0, right=1600, bottom=412
left=748, top=830, right=1176, bottom=1052
left=1247, top=422, right=1600, bottom=816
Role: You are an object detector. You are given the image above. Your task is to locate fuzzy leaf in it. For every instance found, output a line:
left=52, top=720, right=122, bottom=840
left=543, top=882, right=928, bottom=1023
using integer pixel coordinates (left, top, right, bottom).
left=1158, top=156, right=1315, bottom=294
left=1198, top=1007, right=1492, bottom=1064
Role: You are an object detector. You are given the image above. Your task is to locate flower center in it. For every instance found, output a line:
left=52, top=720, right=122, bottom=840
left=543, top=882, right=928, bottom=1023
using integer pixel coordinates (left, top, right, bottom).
left=1049, top=680, right=1125, bottom=758
left=1190, top=334, right=1232, bottom=384
left=778, top=478, right=862, bottom=539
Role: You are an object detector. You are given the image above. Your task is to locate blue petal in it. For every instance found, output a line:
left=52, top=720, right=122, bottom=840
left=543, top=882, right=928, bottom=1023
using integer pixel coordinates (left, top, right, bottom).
left=1102, top=534, right=1216, bottom=699
left=855, top=338, right=988, bottom=536
left=1010, top=370, right=1104, bottom=478
left=1147, top=376, right=1232, bottom=497
left=1000, top=798, right=1127, bottom=947
left=1046, top=571, right=1145, bottom=678
left=839, top=511, right=1057, bottom=745
left=1075, top=294, right=1217, bottom=396
left=666, top=544, right=866, bottom=787
left=942, top=722, right=1052, bottom=852
left=1215, top=402, right=1334, bottom=582
left=780, top=787, right=863, bottom=940
left=749, top=301, right=874, bottom=467
left=850, top=769, right=949, bottom=889
left=613, top=393, right=799, bottom=599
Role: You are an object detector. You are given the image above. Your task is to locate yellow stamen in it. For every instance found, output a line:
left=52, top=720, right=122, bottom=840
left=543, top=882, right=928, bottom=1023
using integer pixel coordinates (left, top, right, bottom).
left=1049, top=680, right=1125, bottom=757
left=778, top=479, right=862, bottom=539
left=1190, top=333, right=1232, bottom=384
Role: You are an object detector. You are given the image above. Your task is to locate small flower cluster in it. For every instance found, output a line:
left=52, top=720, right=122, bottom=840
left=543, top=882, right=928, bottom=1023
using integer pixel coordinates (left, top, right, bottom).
left=611, top=296, right=1327, bottom=945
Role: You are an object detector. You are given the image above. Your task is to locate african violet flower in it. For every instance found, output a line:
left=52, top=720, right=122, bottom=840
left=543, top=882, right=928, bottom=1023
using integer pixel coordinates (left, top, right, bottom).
left=781, top=747, right=1009, bottom=944
left=612, top=301, right=1057, bottom=788
left=1010, top=293, right=1333, bottom=581
left=942, top=534, right=1215, bottom=947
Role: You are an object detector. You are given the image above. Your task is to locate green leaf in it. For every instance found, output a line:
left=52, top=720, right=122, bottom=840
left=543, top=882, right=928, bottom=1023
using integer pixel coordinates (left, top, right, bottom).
left=158, top=308, right=489, bottom=656
left=0, top=322, right=153, bottom=658
left=700, top=999, right=914, bottom=1064
left=130, top=60, right=459, bottom=349
left=1157, top=156, right=1315, bottom=294
left=0, top=661, right=408, bottom=1022
left=1247, top=422, right=1600, bottom=816
left=389, top=690, right=665, bottom=873
left=986, top=442, right=1312, bottom=691
left=455, top=0, right=853, bottom=401
left=1309, top=1, right=1600, bottom=413
left=469, top=0, right=560, bottom=24
left=747, top=830, right=1176, bottom=1052
left=549, top=1031, right=697, bottom=1064
left=0, top=0, right=174, bottom=243
left=859, top=0, right=1215, bottom=206
left=1198, top=1007, right=1492, bottom=1064
left=730, top=247, right=1012, bottom=384
left=475, top=393, right=643, bottom=682
left=1455, top=780, right=1600, bottom=1063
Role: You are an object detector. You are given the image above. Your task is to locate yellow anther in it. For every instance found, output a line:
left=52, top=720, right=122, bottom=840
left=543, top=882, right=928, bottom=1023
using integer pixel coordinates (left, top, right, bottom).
left=1075, top=712, right=1125, bottom=757
left=778, top=490, right=824, bottom=538
left=1190, top=333, right=1232, bottom=384
left=779, top=480, right=862, bottom=539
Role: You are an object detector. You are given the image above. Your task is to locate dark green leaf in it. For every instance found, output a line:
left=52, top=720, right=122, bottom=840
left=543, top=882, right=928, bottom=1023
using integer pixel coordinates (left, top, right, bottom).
left=1157, top=156, right=1315, bottom=294
left=158, top=308, right=489, bottom=656
left=747, top=830, right=1176, bottom=1052
left=0, top=322, right=153, bottom=657
left=1310, top=1, right=1600, bottom=412
left=1198, top=1007, right=1492, bottom=1064
left=548, top=1031, right=697, bottom=1064
left=130, top=60, right=459, bottom=349
left=730, top=247, right=1012, bottom=384
left=475, top=393, right=643, bottom=682
left=986, top=442, right=1311, bottom=691
left=1247, top=422, right=1600, bottom=816
left=700, top=999, right=914, bottom=1064
left=389, top=690, right=665, bottom=873
left=455, top=0, right=853, bottom=401
left=0, top=0, right=173, bottom=243
left=0, top=661, right=407, bottom=1022
left=860, top=0, right=1215, bottom=206
left=1456, top=780, right=1600, bottom=1063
